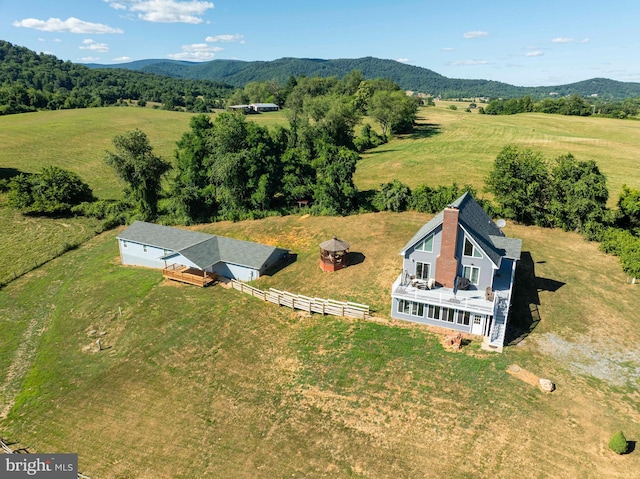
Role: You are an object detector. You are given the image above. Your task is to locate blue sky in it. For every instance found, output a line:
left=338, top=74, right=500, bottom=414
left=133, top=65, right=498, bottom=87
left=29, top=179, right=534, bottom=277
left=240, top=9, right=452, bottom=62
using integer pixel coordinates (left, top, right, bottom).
left=1, top=0, right=639, bottom=87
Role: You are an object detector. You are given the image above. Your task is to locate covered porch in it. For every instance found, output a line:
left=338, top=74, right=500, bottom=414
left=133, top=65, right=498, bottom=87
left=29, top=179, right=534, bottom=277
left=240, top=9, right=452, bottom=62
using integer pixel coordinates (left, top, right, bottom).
left=162, top=263, right=216, bottom=287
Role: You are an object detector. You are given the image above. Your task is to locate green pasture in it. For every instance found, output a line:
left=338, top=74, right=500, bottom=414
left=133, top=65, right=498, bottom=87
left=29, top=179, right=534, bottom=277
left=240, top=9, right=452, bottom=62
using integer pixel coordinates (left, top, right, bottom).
left=0, top=107, right=290, bottom=200
left=356, top=104, right=640, bottom=203
left=1, top=213, right=639, bottom=478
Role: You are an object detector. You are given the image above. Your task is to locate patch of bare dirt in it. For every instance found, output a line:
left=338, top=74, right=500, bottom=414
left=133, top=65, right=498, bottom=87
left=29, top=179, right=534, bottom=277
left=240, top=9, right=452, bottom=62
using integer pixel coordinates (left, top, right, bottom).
left=534, top=332, right=640, bottom=388
left=506, top=364, right=541, bottom=387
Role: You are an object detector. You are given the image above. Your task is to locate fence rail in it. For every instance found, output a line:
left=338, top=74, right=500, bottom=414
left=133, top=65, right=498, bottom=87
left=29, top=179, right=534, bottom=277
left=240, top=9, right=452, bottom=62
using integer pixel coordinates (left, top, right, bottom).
left=231, top=280, right=369, bottom=319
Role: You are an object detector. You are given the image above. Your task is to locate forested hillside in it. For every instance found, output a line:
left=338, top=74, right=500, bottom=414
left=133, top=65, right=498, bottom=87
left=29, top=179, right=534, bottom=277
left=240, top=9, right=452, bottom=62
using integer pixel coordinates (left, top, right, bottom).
left=90, top=55, right=640, bottom=100
left=0, top=40, right=234, bottom=114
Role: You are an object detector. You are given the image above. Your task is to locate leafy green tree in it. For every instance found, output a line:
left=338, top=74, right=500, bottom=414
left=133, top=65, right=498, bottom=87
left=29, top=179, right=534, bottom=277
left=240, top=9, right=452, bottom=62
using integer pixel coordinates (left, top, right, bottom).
left=104, top=129, right=171, bottom=221
left=601, top=228, right=640, bottom=277
left=305, top=94, right=361, bottom=148
left=617, top=185, right=640, bottom=230
left=410, top=183, right=475, bottom=213
left=548, top=154, right=609, bottom=232
left=205, top=112, right=282, bottom=217
left=372, top=180, right=411, bottom=212
left=8, top=166, right=94, bottom=214
left=311, top=144, right=358, bottom=215
left=485, top=145, right=550, bottom=225
left=280, top=146, right=315, bottom=203
left=172, top=114, right=217, bottom=222
left=368, top=90, right=418, bottom=136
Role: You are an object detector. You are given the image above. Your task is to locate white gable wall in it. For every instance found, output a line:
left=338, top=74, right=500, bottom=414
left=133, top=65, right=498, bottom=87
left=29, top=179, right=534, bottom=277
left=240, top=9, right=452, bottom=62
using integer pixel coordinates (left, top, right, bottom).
left=119, top=239, right=171, bottom=269
left=211, top=262, right=259, bottom=281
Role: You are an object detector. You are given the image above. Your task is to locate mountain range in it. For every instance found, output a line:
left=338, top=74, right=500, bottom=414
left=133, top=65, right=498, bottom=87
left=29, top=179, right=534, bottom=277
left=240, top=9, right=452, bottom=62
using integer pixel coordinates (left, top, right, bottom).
left=86, top=56, right=640, bottom=100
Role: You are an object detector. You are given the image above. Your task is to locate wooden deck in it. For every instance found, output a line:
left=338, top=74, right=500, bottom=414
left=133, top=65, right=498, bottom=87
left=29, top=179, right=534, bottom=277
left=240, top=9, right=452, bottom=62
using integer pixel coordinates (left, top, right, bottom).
left=162, top=264, right=216, bottom=287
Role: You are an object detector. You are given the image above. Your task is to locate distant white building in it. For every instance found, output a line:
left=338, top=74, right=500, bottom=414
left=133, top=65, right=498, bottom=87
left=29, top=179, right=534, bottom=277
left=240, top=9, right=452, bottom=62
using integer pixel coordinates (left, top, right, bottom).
left=249, top=103, right=279, bottom=112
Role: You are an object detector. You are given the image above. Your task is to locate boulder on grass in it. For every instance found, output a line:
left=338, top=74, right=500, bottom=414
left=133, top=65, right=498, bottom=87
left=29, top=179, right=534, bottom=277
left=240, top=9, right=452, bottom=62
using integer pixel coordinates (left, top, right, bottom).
left=539, top=378, right=556, bottom=393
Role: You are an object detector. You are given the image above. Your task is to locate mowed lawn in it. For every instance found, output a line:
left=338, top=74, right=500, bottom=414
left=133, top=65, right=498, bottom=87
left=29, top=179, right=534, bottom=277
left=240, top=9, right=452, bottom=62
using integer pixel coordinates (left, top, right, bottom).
left=0, top=107, right=290, bottom=284
left=356, top=103, right=640, bottom=204
left=1, top=213, right=639, bottom=478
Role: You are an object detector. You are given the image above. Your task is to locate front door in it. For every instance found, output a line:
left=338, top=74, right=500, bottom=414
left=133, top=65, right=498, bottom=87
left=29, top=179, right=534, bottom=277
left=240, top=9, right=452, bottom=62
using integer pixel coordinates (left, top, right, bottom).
left=471, top=314, right=485, bottom=336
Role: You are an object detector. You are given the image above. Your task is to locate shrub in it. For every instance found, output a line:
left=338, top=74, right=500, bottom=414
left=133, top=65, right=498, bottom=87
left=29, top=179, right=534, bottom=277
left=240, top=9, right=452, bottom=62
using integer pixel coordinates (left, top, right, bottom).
left=8, top=167, right=94, bottom=214
left=608, top=431, right=628, bottom=454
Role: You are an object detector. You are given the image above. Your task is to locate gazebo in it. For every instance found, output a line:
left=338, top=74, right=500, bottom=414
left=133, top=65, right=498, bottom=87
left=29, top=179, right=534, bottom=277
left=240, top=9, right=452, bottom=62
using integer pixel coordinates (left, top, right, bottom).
left=319, top=236, right=350, bottom=272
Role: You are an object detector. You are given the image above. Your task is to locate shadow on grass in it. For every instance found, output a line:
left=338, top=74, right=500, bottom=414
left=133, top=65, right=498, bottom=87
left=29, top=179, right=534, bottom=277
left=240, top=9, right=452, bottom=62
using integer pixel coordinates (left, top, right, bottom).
left=347, top=252, right=366, bottom=266
left=622, top=440, right=636, bottom=454
left=0, top=167, right=22, bottom=181
left=262, top=253, right=298, bottom=277
left=505, top=251, right=565, bottom=346
left=406, top=122, right=441, bottom=140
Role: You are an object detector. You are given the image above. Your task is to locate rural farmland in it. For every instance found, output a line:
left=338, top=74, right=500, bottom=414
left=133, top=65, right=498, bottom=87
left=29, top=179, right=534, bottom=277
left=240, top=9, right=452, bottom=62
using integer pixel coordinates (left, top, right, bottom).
left=1, top=105, right=640, bottom=478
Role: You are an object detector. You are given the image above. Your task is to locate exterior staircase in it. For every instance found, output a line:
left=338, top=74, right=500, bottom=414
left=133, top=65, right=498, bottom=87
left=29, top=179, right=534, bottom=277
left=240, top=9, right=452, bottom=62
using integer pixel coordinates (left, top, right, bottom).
left=482, top=295, right=509, bottom=352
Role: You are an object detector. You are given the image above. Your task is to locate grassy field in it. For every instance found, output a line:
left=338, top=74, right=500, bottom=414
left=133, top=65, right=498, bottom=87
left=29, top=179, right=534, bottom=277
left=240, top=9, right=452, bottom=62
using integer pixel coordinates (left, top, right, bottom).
left=1, top=213, right=639, bottom=478
left=1, top=106, right=640, bottom=477
left=0, top=107, right=289, bottom=284
left=1, top=105, right=638, bottom=286
left=356, top=102, right=640, bottom=203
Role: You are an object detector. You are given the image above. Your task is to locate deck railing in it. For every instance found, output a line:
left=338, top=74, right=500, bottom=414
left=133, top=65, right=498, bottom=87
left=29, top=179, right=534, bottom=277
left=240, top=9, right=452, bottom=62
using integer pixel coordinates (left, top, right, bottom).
left=162, top=264, right=216, bottom=287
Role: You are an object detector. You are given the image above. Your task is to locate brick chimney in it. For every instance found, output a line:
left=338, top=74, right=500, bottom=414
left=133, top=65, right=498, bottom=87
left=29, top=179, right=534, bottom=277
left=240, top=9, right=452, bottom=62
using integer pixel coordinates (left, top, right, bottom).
left=435, top=206, right=459, bottom=288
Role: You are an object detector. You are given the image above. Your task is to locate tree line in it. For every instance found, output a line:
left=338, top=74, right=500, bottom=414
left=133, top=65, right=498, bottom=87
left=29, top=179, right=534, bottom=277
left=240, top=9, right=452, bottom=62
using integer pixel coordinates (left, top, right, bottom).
left=485, top=145, right=639, bottom=277
left=2, top=71, right=418, bottom=223
left=0, top=40, right=233, bottom=114
left=482, top=94, right=640, bottom=119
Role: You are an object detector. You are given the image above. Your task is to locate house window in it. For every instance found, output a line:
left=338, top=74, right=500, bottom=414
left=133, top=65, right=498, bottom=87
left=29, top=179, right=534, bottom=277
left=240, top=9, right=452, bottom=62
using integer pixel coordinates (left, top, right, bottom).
left=415, top=262, right=430, bottom=280
left=427, top=304, right=441, bottom=320
left=463, top=237, right=483, bottom=258
left=143, top=245, right=147, bottom=253
left=415, top=235, right=434, bottom=252
left=411, top=302, right=425, bottom=317
left=123, top=241, right=127, bottom=248
left=442, top=307, right=455, bottom=323
left=463, top=265, right=480, bottom=285
left=398, top=300, right=424, bottom=317
left=456, top=310, right=471, bottom=326
left=398, top=299, right=410, bottom=315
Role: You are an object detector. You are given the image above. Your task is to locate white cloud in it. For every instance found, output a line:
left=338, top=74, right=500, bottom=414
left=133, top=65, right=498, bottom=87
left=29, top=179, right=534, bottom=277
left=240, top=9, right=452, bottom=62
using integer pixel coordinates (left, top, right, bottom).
left=168, top=43, right=222, bottom=61
left=463, top=31, right=488, bottom=39
left=13, top=17, right=123, bottom=34
left=552, top=37, right=589, bottom=44
left=80, top=56, right=101, bottom=62
left=396, top=58, right=409, bottom=63
left=525, top=50, right=544, bottom=57
left=441, top=47, right=454, bottom=52
left=80, top=39, right=110, bottom=52
left=105, top=0, right=214, bottom=24
left=113, top=56, right=132, bottom=61
left=450, top=59, right=489, bottom=66
left=205, top=34, right=244, bottom=43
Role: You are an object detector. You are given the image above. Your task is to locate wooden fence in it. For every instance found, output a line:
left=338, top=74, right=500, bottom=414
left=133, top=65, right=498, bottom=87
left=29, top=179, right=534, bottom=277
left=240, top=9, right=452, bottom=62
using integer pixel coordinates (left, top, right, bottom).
left=231, top=280, right=369, bottom=319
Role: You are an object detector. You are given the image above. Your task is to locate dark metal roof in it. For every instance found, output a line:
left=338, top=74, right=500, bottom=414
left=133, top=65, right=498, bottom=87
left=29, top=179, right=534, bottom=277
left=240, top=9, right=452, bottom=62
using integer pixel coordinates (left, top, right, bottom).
left=117, top=221, right=288, bottom=270
left=400, top=192, right=522, bottom=265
